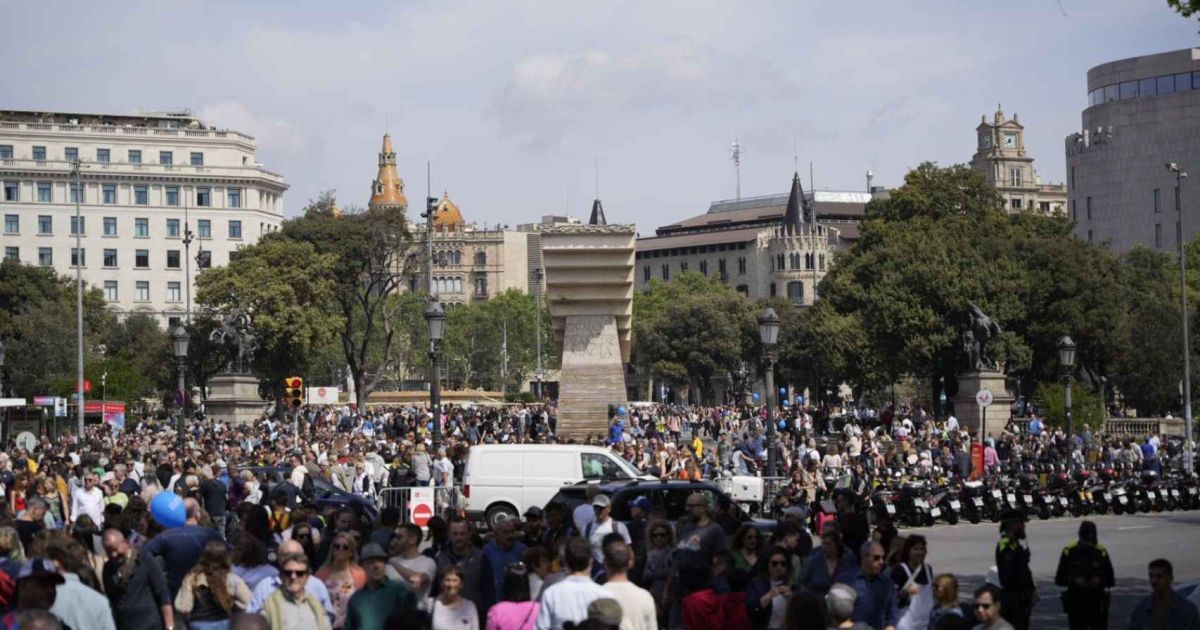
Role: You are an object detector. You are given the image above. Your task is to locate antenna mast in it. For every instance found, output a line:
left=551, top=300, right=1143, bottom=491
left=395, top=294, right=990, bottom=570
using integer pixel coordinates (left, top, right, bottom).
left=731, top=139, right=742, bottom=200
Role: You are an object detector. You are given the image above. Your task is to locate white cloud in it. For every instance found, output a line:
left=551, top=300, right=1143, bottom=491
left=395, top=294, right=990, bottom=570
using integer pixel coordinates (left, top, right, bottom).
left=198, top=101, right=306, bottom=156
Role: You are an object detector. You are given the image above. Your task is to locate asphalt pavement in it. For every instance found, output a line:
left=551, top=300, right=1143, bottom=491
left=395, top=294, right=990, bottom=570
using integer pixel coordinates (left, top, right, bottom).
left=918, top=510, right=1200, bottom=628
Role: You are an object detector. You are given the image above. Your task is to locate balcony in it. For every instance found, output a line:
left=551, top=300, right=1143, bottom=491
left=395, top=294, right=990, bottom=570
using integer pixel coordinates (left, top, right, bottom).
left=0, top=157, right=286, bottom=186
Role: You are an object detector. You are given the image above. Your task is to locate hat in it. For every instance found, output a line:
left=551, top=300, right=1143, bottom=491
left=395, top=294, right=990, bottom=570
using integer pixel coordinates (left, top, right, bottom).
left=587, top=598, right=623, bottom=625
left=18, top=559, right=63, bottom=583
left=359, top=543, right=388, bottom=562
left=591, top=494, right=611, bottom=508
left=628, top=496, right=651, bottom=511
left=523, top=506, right=544, bottom=518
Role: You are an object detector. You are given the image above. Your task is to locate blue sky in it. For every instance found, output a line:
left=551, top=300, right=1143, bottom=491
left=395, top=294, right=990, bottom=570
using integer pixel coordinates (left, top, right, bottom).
left=4, top=1, right=1197, bottom=231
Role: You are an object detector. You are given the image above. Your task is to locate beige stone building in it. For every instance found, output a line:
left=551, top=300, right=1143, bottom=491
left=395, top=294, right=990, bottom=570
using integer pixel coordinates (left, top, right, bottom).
left=635, top=173, right=867, bottom=305
left=969, top=107, right=1067, bottom=216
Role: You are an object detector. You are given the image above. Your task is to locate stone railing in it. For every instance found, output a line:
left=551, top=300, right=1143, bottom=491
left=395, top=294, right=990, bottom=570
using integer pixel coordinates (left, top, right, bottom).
left=1009, top=416, right=1186, bottom=436
left=0, top=120, right=255, bottom=143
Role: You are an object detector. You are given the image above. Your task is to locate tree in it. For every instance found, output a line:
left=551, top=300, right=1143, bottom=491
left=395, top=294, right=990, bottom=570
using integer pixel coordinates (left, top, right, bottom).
left=277, top=192, right=419, bottom=408
left=194, top=238, right=340, bottom=409
left=1168, top=0, right=1200, bottom=21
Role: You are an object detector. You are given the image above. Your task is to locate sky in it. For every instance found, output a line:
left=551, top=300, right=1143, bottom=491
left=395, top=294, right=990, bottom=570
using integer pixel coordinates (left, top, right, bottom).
left=4, top=1, right=1198, bottom=232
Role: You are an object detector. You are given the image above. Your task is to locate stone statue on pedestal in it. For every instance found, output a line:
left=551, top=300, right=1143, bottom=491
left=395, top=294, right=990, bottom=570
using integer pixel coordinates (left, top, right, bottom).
left=210, top=309, right=257, bottom=374
left=962, top=302, right=1001, bottom=371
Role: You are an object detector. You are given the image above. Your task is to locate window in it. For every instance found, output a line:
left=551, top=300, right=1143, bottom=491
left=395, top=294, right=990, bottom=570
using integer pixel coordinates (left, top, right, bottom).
left=1087, top=230, right=1093, bottom=243
left=1086, top=196, right=1092, bottom=220
left=1155, top=224, right=1163, bottom=249
left=159, top=151, right=173, bottom=165
left=135, top=281, right=149, bottom=302
left=1070, top=167, right=1075, bottom=189
left=787, top=281, right=805, bottom=303
left=1120, top=80, right=1138, bottom=99
left=474, top=251, right=486, bottom=266
left=227, top=187, right=242, bottom=209
left=102, top=216, right=117, bottom=236
left=643, top=265, right=650, bottom=282
left=661, top=264, right=669, bottom=280
left=103, top=281, right=117, bottom=302
left=165, top=186, right=179, bottom=206
left=102, top=184, right=116, bottom=204
left=70, top=216, right=84, bottom=235
left=737, top=257, right=746, bottom=275
left=135, top=218, right=149, bottom=237
left=1011, top=198, right=1023, bottom=210
left=1158, top=75, right=1175, bottom=96
left=3, top=247, right=17, bottom=262
left=70, top=183, right=83, bottom=204
left=128, top=149, right=141, bottom=164
left=167, top=282, right=182, bottom=302
left=3, top=181, right=18, bottom=201
left=134, top=185, right=148, bottom=205
left=770, top=282, right=777, bottom=297
left=581, top=453, right=630, bottom=480
left=1071, top=199, right=1076, bottom=222
left=190, top=152, right=204, bottom=166
left=38, top=247, right=52, bottom=267
left=166, top=218, right=180, bottom=238
left=1139, top=77, right=1157, bottom=97
left=3, top=214, right=16, bottom=234
left=474, top=275, right=487, bottom=297
left=198, top=219, right=211, bottom=238
left=1009, top=168, right=1022, bottom=187
left=70, top=248, right=85, bottom=267
left=103, top=249, right=117, bottom=267
left=197, top=250, right=211, bottom=269
left=697, top=260, right=706, bottom=275
left=819, top=254, right=826, bottom=270
left=32, top=146, right=45, bottom=161
left=196, top=187, right=210, bottom=207
left=96, top=148, right=110, bottom=163
left=64, top=147, right=78, bottom=162
left=228, top=220, right=242, bottom=239
left=37, top=215, right=51, bottom=234
left=135, top=249, right=149, bottom=268
left=167, top=250, right=180, bottom=268
left=37, top=182, right=50, bottom=202
left=0, top=146, right=10, bottom=159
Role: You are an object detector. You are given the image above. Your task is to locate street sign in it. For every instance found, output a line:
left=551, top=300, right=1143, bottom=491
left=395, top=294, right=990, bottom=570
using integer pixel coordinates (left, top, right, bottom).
left=53, top=397, right=66, bottom=418
left=307, top=387, right=339, bottom=404
left=410, top=488, right=434, bottom=527
left=33, top=396, right=54, bottom=406
left=975, top=389, right=994, bottom=407
left=14, top=432, right=36, bottom=452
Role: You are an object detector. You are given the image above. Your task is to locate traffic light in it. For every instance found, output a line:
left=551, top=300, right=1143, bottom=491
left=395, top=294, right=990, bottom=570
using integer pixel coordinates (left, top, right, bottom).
left=284, top=376, right=304, bottom=410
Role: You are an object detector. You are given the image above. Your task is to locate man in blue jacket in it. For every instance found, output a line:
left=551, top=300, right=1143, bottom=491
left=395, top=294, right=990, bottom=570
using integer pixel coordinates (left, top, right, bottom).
left=850, top=540, right=897, bottom=630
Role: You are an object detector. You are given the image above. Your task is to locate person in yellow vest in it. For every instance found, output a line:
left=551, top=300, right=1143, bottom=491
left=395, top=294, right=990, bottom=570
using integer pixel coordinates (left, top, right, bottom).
left=1054, top=521, right=1114, bottom=630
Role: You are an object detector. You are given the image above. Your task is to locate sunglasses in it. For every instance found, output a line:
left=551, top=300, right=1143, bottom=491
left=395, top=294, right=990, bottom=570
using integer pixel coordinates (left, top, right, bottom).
left=283, top=570, right=308, bottom=578
left=333, top=544, right=351, bottom=551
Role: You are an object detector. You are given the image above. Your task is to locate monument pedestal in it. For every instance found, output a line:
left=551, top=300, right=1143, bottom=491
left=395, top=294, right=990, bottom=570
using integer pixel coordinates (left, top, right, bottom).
left=557, top=315, right=627, bottom=440
left=952, top=370, right=1014, bottom=441
left=206, top=374, right=265, bottom=426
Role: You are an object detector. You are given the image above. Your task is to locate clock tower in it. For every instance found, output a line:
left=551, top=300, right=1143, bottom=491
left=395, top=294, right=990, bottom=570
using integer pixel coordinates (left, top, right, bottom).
left=968, top=106, right=1063, bottom=214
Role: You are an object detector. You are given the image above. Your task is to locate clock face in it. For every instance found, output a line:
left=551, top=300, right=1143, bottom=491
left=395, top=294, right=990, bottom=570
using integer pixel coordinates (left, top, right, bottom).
left=1003, top=133, right=1017, bottom=148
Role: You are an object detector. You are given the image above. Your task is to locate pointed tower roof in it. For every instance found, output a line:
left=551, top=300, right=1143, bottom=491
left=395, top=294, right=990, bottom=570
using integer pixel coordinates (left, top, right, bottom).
left=368, top=132, right=408, bottom=210
left=588, top=199, right=607, bottom=225
left=783, top=171, right=806, bottom=234
left=433, top=191, right=465, bottom=228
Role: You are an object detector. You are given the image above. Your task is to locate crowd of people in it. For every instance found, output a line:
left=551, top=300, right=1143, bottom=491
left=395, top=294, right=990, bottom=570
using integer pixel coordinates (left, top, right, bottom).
left=0, top=399, right=1192, bottom=630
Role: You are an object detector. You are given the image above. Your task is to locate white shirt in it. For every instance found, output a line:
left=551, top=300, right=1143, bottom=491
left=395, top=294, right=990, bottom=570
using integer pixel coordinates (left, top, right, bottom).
left=71, top=486, right=104, bottom=526
left=603, top=580, right=658, bottom=630
left=587, top=518, right=630, bottom=564
left=434, top=457, right=455, bottom=486
left=946, top=415, right=959, bottom=432
left=536, top=575, right=611, bottom=630
left=391, top=553, right=438, bottom=601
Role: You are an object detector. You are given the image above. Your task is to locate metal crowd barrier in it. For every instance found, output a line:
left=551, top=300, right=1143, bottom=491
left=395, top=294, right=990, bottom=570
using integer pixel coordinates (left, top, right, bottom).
left=376, top=485, right=465, bottom=523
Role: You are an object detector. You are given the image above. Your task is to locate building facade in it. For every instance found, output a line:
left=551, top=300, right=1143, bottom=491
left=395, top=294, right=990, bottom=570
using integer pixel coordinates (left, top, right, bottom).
left=1065, top=48, right=1200, bottom=251
left=635, top=173, right=867, bottom=305
left=969, top=107, right=1067, bottom=215
left=0, top=110, right=287, bottom=326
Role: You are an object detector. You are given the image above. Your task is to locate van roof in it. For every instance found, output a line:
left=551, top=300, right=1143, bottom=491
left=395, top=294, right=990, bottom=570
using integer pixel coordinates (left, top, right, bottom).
left=467, top=444, right=617, bottom=455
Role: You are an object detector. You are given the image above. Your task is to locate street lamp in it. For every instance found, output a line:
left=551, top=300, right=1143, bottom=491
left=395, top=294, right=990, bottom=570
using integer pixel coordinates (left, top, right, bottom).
left=1167, top=162, right=1195, bottom=474
left=1058, top=335, right=1077, bottom=438
left=425, top=301, right=446, bottom=453
left=758, top=307, right=781, bottom=477
left=172, top=326, right=190, bottom=450
left=0, top=338, right=6, bottom=397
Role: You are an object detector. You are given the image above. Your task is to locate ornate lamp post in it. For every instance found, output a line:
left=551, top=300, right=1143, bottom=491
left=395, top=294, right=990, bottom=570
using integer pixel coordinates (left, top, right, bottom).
left=758, top=307, right=781, bottom=477
left=1167, top=162, right=1194, bottom=474
left=172, top=326, right=190, bottom=450
left=1058, top=335, right=1077, bottom=438
left=425, top=301, right=446, bottom=453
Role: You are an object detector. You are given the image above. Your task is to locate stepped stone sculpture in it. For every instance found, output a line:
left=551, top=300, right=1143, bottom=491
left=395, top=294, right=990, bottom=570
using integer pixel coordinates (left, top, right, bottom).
left=952, top=303, right=1013, bottom=440
left=541, top=224, right=635, bottom=440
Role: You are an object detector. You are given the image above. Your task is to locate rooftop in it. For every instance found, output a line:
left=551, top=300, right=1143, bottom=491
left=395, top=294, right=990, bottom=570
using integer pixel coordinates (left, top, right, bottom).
left=0, top=109, right=258, bottom=145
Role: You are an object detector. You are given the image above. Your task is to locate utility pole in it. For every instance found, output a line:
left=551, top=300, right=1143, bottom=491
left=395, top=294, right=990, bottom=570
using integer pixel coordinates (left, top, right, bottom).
left=72, top=159, right=85, bottom=438
left=1168, top=162, right=1195, bottom=474
left=534, top=267, right=544, bottom=400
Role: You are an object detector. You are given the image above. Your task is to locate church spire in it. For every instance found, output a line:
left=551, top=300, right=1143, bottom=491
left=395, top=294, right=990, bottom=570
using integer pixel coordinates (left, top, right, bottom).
left=368, top=132, right=407, bottom=210
left=783, top=171, right=806, bottom=235
left=588, top=198, right=607, bottom=225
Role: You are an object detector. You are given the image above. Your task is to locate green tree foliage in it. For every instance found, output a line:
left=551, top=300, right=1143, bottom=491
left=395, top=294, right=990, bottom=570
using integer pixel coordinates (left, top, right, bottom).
left=194, top=238, right=340, bottom=404
left=91, top=313, right=175, bottom=404
left=276, top=192, right=418, bottom=407
left=440, top=290, right=555, bottom=392
left=1032, top=380, right=1104, bottom=430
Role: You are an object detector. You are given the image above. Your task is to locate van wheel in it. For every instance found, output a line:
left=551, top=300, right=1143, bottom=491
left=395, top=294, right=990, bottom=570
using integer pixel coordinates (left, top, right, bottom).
left=486, top=504, right=519, bottom=530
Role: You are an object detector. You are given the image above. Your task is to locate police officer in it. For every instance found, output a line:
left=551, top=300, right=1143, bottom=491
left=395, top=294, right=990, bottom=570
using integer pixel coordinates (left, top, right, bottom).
left=996, top=508, right=1037, bottom=630
left=1054, top=520, right=1115, bottom=630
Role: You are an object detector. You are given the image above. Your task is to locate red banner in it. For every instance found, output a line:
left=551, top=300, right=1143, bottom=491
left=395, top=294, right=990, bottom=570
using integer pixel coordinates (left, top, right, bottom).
left=970, top=443, right=984, bottom=480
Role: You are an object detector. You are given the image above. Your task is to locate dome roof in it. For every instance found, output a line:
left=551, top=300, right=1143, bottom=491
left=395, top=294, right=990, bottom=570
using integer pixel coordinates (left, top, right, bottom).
left=368, top=132, right=407, bottom=210
left=433, top=192, right=465, bottom=228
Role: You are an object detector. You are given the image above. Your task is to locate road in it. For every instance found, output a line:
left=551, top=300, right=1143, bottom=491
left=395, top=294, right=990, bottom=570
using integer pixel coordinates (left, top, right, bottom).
left=919, top=510, right=1200, bottom=627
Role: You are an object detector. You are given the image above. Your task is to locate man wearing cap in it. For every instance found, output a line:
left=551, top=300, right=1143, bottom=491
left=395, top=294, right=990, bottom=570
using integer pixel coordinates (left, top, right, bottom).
left=345, top=542, right=416, bottom=630
left=995, top=510, right=1036, bottom=630
left=1054, top=521, right=1113, bottom=630
left=586, top=494, right=630, bottom=568
left=522, top=506, right=546, bottom=548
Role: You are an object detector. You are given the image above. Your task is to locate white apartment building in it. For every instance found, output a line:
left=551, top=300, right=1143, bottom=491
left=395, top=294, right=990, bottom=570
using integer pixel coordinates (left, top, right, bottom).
left=0, top=109, right=287, bottom=327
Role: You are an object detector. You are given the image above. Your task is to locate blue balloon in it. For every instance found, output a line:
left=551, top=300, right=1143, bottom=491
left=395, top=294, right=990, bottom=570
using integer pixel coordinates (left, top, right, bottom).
left=427, top=422, right=435, bottom=431
left=752, top=392, right=761, bottom=402
left=618, top=406, right=627, bottom=416
left=779, top=387, right=787, bottom=395
left=781, top=399, right=790, bottom=407
left=150, top=491, right=186, bottom=528
left=778, top=419, right=787, bottom=429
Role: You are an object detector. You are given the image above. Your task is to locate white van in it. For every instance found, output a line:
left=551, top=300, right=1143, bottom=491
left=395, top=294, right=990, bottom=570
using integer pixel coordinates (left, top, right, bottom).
left=463, top=444, right=652, bottom=529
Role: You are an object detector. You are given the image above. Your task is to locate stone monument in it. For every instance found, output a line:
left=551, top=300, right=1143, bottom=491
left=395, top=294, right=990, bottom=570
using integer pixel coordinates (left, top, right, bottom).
left=950, top=303, right=1014, bottom=440
left=204, top=309, right=267, bottom=425
left=540, top=224, right=635, bottom=440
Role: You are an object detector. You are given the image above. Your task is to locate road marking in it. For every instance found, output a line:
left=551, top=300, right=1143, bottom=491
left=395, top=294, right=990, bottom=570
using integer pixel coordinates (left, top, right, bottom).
left=1117, top=525, right=1153, bottom=531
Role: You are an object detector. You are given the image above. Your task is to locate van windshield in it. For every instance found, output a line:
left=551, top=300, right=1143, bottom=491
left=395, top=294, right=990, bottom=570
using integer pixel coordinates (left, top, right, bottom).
left=582, top=453, right=642, bottom=480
